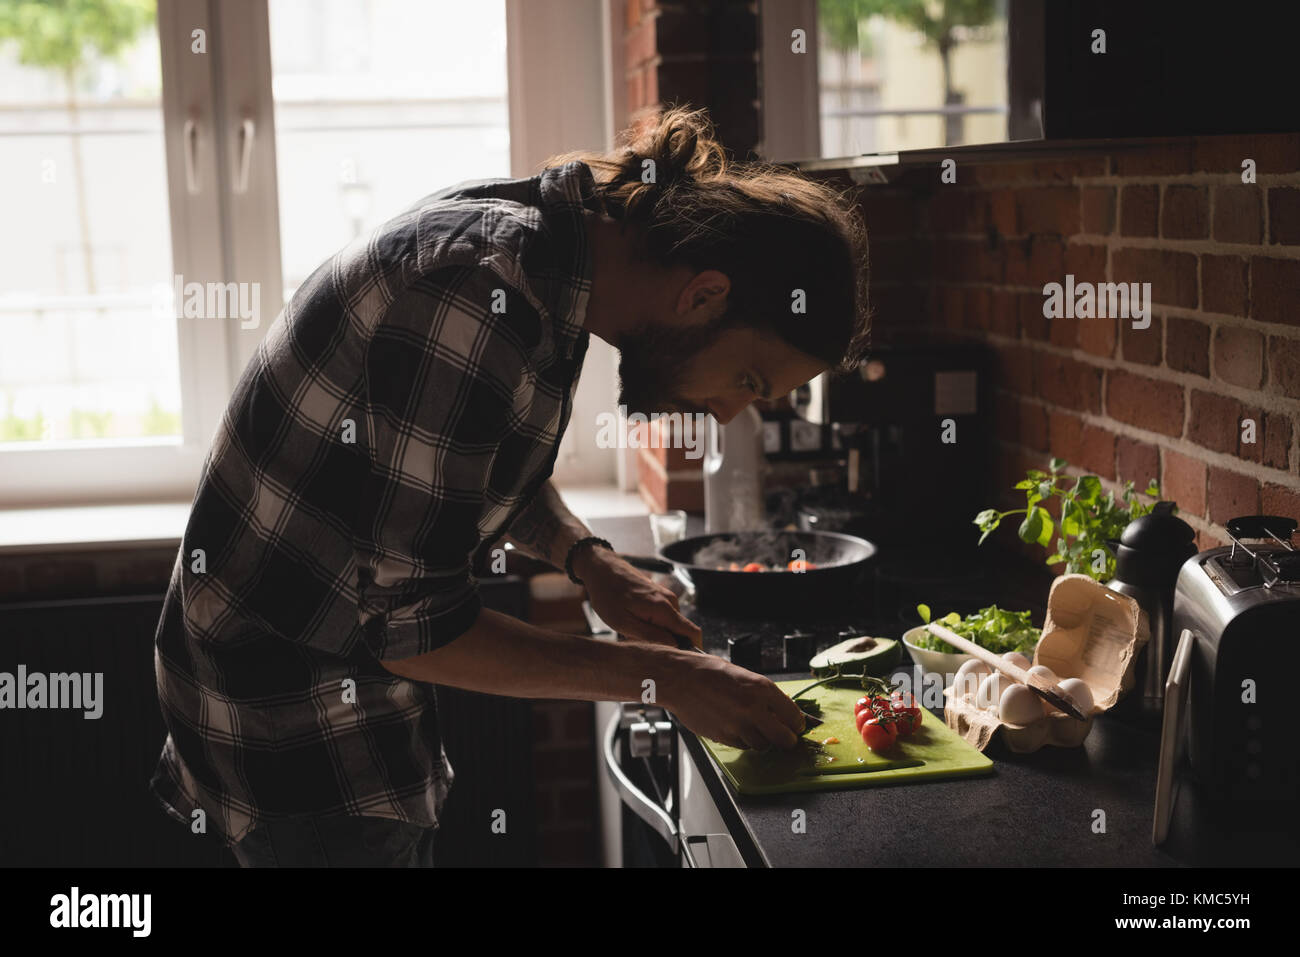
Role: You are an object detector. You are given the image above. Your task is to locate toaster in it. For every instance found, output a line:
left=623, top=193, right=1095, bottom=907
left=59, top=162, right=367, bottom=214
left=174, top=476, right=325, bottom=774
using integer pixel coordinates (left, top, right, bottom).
left=1169, top=514, right=1300, bottom=808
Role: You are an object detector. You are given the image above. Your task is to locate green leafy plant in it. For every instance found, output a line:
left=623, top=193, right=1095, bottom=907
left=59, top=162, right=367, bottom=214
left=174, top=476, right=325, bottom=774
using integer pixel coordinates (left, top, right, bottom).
left=974, top=458, right=1161, bottom=582
left=913, top=603, right=1040, bottom=655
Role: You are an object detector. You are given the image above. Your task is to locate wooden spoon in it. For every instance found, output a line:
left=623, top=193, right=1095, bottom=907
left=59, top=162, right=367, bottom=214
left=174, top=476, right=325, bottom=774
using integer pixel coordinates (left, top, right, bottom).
left=924, top=622, right=1089, bottom=721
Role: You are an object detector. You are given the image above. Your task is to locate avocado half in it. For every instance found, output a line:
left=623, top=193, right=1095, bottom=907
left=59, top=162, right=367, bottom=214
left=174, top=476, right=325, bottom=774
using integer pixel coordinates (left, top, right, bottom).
left=809, top=635, right=901, bottom=678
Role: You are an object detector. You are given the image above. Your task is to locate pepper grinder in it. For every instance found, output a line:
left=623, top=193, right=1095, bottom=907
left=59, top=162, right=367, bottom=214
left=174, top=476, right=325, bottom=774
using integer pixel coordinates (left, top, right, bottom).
left=1107, top=501, right=1197, bottom=719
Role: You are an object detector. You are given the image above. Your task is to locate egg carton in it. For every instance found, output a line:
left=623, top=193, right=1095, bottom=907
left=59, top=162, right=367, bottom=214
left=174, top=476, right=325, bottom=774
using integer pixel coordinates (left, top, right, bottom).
left=942, top=574, right=1150, bottom=753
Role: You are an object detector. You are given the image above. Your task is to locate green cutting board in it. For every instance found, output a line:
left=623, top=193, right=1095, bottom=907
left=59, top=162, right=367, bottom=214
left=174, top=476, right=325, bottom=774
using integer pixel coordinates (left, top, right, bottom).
left=701, top=680, right=994, bottom=795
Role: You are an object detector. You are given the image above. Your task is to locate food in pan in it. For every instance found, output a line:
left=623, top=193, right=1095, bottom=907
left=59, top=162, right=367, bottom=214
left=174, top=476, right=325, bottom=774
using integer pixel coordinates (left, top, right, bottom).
left=717, top=559, right=820, bottom=572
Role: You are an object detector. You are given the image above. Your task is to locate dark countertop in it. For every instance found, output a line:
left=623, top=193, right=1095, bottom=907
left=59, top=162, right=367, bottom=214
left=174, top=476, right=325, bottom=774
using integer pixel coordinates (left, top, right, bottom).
left=588, top=514, right=1300, bottom=867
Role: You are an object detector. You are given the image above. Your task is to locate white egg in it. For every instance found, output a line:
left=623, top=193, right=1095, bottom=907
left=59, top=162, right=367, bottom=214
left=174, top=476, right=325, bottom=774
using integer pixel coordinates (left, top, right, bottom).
left=1058, top=677, right=1095, bottom=715
left=1027, top=664, right=1058, bottom=683
left=1002, top=651, right=1032, bottom=671
left=998, top=683, right=1043, bottom=725
left=976, top=672, right=1012, bottom=712
left=953, top=659, right=991, bottom=700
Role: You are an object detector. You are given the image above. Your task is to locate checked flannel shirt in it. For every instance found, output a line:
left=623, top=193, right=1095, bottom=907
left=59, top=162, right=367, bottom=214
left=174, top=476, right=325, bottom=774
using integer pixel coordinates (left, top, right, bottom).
left=150, top=162, right=597, bottom=845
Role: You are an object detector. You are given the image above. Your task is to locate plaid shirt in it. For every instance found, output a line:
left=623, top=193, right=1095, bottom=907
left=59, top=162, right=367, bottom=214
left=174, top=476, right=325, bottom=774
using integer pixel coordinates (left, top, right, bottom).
left=151, top=162, right=596, bottom=845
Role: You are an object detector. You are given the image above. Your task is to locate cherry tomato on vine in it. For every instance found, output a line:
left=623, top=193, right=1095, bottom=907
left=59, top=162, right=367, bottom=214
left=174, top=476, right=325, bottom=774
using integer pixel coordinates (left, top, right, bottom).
left=860, top=716, right=899, bottom=752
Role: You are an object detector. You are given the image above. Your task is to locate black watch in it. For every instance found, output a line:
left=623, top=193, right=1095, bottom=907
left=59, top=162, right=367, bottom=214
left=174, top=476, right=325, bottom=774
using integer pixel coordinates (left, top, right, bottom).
left=565, top=536, right=613, bottom=585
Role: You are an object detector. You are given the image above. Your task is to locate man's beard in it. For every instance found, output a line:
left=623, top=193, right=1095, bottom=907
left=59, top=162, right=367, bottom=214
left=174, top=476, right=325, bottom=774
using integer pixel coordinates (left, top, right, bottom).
left=616, top=314, right=733, bottom=416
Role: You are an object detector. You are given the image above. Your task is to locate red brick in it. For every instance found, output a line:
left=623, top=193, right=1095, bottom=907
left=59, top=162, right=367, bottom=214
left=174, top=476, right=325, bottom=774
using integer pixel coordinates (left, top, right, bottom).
left=1004, top=236, right=1064, bottom=286
left=1047, top=412, right=1115, bottom=478
left=626, top=69, right=645, bottom=113
left=1106, top=370, right=1184, bottom=436
left=987, top=289, right=1021, bottom=337
left=626, top=16, right=655, bottom=66
left=1026, top=157, right=1109, bottom=180
left=1112, top=248, right=1198, bottom=309
left=1037, top=353, right=1103, bottom=413
left=1262, top=482, right=1300, bottom=520
left=989, top=190, right=1017, bottom=235
left=1166, top=317, right=1211, bottom=377
left=1250, top=257, right=1300, bottom=326
left=873, top=239, right=922, bottom=284
left=1263, top=413, right=1293, bottom=471
left=1235, top=403, right=1266, bottom=465
left=1195, top=528, right=1229, bottom=551
left=1201, top=255, right=1250, bottom=317
left=1113, top=147, right=1194, bottom=176
left=1119, top=185, right=1159, bottom=237
left=1079, top=314, right=1118, bottom=358
left=1268, top=187, right=1300, bottom=245
left=931, top=237, right=999, bottom=283
left=861, top=190, right=914, bottom=238
left=1212, top=186, right=1263, bottom=245
left=1213, top=326, right=1265, bottom=388
left=1048, top=310, right=1078, bottom=349
left=1163, top=449, right=1207, bottom=518
left=1207, top=467, right=1260, bottom=525
left=1080, top=187, right=1115, bottom=235
left=1122, top=314, right=1163, bottom=365
left=1161, top=185, right=1209, bottom=239
left=1117, top=437, right=1160, bottom=487
left=1269, top=336, right=1300, bottom=398
left=1016, top=186, right=1080, bottom=236
left=1194, top=134, right=1300, bottom=175
left=996, top=343, right=1036, bottom=395
left=1018, top=289, right=1047, bottom=340
left=1021, top=399, right=1049, bottom=451
left=1188, top=390, right=1242, bottom=455
left=928, top=189, right=988, bottom=234
left=1064, top=242, right=1106, bottom=285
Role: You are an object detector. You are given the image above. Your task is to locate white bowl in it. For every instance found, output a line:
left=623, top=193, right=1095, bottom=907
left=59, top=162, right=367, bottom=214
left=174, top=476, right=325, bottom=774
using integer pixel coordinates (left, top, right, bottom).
left=902, top=626, right=975, bottom=682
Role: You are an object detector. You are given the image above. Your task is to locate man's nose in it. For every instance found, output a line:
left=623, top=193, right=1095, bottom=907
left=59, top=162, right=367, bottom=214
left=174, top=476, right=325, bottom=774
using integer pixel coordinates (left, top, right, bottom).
left=706, top=395, right=752, bottom=425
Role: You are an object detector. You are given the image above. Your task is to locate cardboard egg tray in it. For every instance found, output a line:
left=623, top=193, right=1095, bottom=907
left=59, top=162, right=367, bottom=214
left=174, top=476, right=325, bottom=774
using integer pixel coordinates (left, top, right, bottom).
left=943, top=574, right=1150, bottom=753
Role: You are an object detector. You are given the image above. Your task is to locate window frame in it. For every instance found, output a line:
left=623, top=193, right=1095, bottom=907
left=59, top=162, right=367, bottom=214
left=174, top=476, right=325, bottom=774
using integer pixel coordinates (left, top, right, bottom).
left=1, top=0, right=616, bottom=509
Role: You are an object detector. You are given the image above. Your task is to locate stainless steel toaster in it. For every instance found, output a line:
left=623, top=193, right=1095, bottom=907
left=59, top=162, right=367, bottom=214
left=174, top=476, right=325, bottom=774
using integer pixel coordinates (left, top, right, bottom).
left=1169, top=514, right=1300, bottom=807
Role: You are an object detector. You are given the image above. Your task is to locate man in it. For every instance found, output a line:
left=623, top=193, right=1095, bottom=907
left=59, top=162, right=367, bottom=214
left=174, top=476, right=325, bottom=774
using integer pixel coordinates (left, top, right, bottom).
left=151, top=107, right=871, bottom=866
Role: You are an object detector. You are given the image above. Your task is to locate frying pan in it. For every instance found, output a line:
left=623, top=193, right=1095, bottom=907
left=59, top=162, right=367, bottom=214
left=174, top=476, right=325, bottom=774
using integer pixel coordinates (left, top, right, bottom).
left=624, top=529, right=877, bottom=617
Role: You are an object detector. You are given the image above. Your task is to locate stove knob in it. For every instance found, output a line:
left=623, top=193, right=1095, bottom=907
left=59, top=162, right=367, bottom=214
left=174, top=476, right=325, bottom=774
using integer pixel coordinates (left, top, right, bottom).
left=728, top=633, right=763, bottom=671
left=627, top=719, right=675, bottom=758
left=783, top=631, right=817, bottom=671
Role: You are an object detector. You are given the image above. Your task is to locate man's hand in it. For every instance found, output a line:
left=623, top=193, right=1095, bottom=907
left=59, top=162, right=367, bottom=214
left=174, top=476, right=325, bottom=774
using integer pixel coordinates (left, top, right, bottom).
left=661, top=650, right=805, bottom=751
left=575, top=546, right=703, bottom=650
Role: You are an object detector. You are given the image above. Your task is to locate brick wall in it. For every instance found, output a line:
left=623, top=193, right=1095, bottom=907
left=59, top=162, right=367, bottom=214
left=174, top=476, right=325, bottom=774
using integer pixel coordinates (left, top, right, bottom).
left=866, top=134, right=1300, bottom=550
left=623, top=1, right=762, bottom=512
left=624, top=0, right=760, bottom=155
left=525, top=573, right=600, bottom=866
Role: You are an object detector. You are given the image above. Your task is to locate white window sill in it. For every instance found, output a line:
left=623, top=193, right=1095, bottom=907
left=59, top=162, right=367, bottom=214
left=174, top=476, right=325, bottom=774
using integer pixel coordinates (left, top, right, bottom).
left=0, top=484, right=646, bottom=555
left=0, top=503, right=192, bottom=555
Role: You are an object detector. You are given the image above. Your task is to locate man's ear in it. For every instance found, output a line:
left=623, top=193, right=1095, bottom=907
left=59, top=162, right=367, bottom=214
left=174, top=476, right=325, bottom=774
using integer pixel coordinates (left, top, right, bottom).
left=676, top=269, right=730, bottom=317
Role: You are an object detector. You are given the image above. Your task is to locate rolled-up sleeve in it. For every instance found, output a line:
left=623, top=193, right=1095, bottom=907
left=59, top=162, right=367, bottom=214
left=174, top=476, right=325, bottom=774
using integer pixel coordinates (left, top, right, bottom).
left=355, top=265, right=533, bottom=660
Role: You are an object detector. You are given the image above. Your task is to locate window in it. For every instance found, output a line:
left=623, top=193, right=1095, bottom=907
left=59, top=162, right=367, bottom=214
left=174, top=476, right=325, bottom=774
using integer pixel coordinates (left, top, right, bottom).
left=760, top=0, right=1014, bottom=164
left=2, top=0, right=611, bottom=509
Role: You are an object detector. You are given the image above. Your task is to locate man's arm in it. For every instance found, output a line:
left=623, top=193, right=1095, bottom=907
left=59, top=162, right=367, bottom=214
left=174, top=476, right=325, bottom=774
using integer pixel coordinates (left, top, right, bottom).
left=380, top=608, right=804, bottom=751
left=501, top=480, right=703, bottom=649
left=499, top=480, right=592, bottom=570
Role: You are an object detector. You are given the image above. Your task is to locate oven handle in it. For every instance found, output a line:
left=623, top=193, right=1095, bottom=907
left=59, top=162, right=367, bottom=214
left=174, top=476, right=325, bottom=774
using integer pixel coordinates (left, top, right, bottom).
left=602, top=709, right=679, bottom=853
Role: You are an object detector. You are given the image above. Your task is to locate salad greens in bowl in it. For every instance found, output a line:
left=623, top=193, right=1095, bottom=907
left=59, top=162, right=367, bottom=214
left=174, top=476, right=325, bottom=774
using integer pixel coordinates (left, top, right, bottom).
left=903, top=603, right=1042, bottom=679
